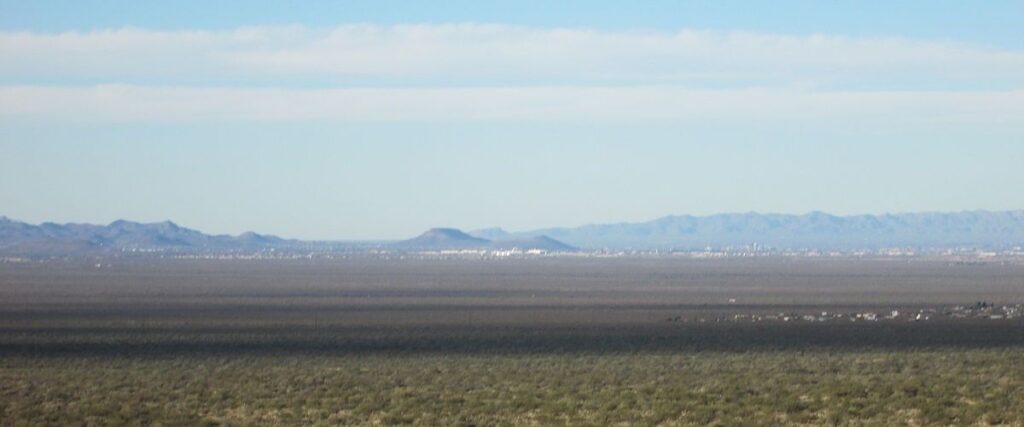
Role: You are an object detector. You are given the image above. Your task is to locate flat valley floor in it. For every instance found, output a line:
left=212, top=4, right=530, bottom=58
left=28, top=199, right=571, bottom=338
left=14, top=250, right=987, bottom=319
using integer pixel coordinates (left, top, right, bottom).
left=2, top=258, right=1023, bottom=425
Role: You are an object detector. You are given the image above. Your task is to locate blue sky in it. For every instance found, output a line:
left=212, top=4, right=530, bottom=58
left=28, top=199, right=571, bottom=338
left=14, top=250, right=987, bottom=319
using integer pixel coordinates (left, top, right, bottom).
left=3, top=1, right=1022, bottom=48
left=1, top=1, right=1022, bottom=239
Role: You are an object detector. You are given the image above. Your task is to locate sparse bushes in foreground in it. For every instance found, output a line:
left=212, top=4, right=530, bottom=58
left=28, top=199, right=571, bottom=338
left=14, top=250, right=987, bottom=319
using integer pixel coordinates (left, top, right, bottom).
left=3, top=349, right=1023, bottom=426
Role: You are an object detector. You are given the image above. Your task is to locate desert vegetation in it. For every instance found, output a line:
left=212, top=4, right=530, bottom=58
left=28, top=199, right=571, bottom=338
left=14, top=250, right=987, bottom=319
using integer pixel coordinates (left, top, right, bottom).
left=4, top=351, right=1024, bottom=426
left=2, top=258, right=1023, bottom=425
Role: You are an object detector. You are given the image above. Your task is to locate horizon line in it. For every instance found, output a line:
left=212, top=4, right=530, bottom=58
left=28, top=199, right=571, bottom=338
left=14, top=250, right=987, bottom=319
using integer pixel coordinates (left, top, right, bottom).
left=4, top=208, right=1023, bottom=242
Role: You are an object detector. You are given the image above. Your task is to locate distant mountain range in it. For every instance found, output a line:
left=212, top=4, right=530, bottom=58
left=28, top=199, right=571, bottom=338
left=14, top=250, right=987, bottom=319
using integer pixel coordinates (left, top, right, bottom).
left=0, top=217, right=577, bottom=256
left=396, top=228, right=576, bottom=251
left=0, top=217, right=294, bottom=256
left=2, top=210, right=1023, bottom=256
left=495, top=211, right=1024, bottom=250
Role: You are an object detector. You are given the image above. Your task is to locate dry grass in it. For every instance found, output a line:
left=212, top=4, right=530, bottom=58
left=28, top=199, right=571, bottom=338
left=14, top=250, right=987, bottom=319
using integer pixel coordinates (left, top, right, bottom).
left=3, top=350, right=1024, bottom=426
left=2, top=258, right=1023, bottom=425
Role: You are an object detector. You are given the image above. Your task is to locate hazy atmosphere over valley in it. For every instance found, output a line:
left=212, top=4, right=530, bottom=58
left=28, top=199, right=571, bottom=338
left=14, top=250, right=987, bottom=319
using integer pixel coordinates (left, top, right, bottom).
left=2, top=1, right=1023, bottom=239
left=2, top=1, right=1023, bottom=426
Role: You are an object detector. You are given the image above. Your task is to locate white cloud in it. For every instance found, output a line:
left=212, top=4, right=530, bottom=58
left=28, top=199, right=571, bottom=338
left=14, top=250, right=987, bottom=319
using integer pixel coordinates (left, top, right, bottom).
left=1, top=24, right=1023, bottom=87
left=2, top=24, right=1021, bottom=125
left=2, top=84, right=1021, bottom=124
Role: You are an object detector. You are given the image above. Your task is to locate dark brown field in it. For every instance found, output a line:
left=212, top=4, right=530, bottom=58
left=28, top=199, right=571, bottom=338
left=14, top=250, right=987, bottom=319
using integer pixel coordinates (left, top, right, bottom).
left=2, top=258, right=1023, bottom=425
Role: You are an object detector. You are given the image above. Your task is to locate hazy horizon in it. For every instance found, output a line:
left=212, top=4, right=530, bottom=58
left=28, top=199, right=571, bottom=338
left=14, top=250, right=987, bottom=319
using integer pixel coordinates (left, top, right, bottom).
left=3, top=5, right=1024, bottom=425
left=2, top=1, right=1022, bottom=240
left=4, top=208, right=1024, bottom=243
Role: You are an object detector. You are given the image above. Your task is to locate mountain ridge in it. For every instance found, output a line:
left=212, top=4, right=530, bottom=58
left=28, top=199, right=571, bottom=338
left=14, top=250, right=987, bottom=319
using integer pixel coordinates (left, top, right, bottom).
left=395, top=228, right=576, bottom=251
left=3, top=210, right=1023, bottom=256
left=507, top=210, right=1024, bottom=250
left=0, top=217, right=293, bottom=256
left=397, top=228, right=491, bottom=249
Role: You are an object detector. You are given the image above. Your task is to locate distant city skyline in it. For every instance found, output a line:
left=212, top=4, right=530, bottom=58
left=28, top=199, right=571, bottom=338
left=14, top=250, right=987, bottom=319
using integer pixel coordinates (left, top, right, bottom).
left=1, top=1, right=1022, bottom=239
